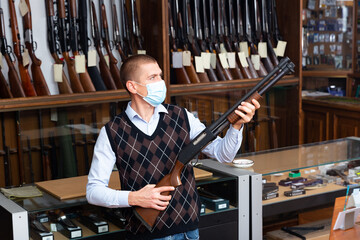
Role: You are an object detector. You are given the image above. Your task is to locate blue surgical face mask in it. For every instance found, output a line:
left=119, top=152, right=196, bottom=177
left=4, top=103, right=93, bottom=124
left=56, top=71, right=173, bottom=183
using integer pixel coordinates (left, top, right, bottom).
left=134, top=80, right=167, bottom=107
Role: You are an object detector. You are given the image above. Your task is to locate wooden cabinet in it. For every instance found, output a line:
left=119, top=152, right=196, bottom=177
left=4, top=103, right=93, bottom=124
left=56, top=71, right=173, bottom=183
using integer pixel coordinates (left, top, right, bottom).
left=302, top=96, right=360, bottom=143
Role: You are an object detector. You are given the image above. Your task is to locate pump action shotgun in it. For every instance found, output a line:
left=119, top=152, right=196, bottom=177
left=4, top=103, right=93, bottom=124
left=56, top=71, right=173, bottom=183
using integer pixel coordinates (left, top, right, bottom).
left=134, top=57, right=295, bottom=230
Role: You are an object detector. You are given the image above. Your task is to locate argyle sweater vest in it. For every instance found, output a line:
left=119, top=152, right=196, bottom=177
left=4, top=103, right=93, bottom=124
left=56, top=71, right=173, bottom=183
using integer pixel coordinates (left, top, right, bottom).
left=105, top=104, right=200, bottom=239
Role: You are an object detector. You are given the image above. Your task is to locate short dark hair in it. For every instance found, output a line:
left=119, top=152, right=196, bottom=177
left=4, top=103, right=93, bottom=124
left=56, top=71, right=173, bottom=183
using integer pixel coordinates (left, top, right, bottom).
left=120, top=54, right=158, bottom=92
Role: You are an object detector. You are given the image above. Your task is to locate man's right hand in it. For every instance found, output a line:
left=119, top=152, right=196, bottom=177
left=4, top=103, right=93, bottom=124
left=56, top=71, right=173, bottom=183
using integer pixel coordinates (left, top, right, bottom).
left=128, top=184, right=175, bottom=210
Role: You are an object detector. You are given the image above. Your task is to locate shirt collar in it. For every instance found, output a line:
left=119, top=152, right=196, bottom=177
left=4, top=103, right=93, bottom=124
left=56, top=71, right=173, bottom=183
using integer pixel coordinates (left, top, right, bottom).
left=125, top=101, right=168, bottom=122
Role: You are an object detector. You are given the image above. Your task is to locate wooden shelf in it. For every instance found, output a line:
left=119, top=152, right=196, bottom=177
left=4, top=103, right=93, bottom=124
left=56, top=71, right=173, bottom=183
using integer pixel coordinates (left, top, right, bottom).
left=169, top=75, right=299, bottom=96
left=302, top=70, right=351, bottom=78
left=0, top=90, right=130, bottom=112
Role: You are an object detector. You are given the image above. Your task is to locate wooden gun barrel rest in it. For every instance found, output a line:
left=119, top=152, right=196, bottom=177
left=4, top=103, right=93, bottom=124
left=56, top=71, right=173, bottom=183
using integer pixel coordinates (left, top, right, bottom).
left=35, top=167, right=212, bottom=200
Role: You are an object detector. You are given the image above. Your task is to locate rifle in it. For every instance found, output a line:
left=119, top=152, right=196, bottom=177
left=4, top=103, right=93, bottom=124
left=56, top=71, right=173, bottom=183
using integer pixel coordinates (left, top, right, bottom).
left=26, top=136, right=34, bottom=183
left=8, top=0, right=36, bottom=97
left=78, top=0, right=107, bottom=91
left=22, top=0, right=50, bottom=96
left=15, top=111, right=25, bottom=185
left=48, top=131, right=58, bottom=179
left=38, top=110, right=51, bottom=180
left=265, top=92, right=278, bottom=149
left=201, top=0, right=226, bottom=81
left=69, top=119, right=79, bottom=175
left=134, top=57, right=295, bottom=230
left=112, top=0, right=127, bottom=61
left=208, top=0, right=233, bottom=80
left=99, top=1, right=122, bottom=89
left=193, top=0, right=218, bottom=82
left=0, top=7, right=25, bottom=98
left=80, top=117, right=90, bottom=174
left=131, top=0, right=144, bottom=52
left=1, top=113, right=11, bottom=186
left=218, top=0, right=243, bottom=80
left=44, top=0, right=73, bottom=94
left=57, top=0, right=84, bottom=93
left=184, top=0, right=210, bottom=83
left=168, top=0, right=191, bottom=84
left=176, top=0, right=200, bottom=84
left=121, top=0, right=133, bottom=57
left=90, top=0, right=117, bottom=90
left=68, top=0, right=96, bottom=92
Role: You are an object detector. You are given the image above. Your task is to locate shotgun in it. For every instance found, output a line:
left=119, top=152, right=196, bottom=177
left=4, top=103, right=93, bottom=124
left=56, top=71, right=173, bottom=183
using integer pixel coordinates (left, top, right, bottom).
left=38, top=110, right=51, bottom=180
left=134, top=57, right=295, bottom=230
left=0, top=7, right=25, bottom=98
left=68, top=0, right=96, bottom=92
left=22, top=0, right=50, bottom=96
left=8, top=0, right=36, bottom=97
left=48, top=131, right=58, bottom=179
left=121, top=0, right=133, bottom=57
left=81, top=117, right=90, bottom=174
left=26, top=136, right=34, bottom=183
left=78, top=0, right=107, bottom=91
left=99, top=1, right=122, bottom=89
left=90, top=0, right=117, bottom=90
left=1, top=113, right=11, bottom=186
left=15, top=111, right=25, bottom=184
left=69, top=119, right=79, bottom=175
left=57, top=0, right=84, bottom=93
left=168, top=0, right=191, bottom=84
left=112, top=0, right=127, bottom=62
left=44, top=0, right=73, bottom=94
left=131, top=0, right=144, bottom=52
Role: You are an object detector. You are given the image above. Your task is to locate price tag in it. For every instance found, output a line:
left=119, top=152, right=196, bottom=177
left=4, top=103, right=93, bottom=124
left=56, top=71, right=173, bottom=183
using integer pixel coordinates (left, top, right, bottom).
left=201, top=52, right=211, bottom=69
left=220, top=43, right=227, bottom=53
left=183, top=51, right=191, bottom=66
left=210, top=53, right=217, bottom=69
left=50, top=108, right=58, bottom=122
left=137, top=50, right=146, bottom=55
left=0, top=52, right=3, bottom=69
left=258, top=42, right=268, bottom=58
left=219, top=53, right=229, bottom=69
left=75, top=55, right=86, bottom=73
left=240, top=42, right=249, bottom=57
left=19, top=0, right=29, bottom=17
left=53, top=64, right=63, bottom=83
left=172, top=51, right=183, bottom=68
left=276, top=40, right=287, bottom=57
left=104, top=55, right=110, bottom=67
left=87, top=50, right=97, bottom=67
left=195, top=56, right=204, bottom=73
left=227, top=52, right=236, bottom=69
left=238, top=52, right=249, bottom=68
left=22, top=49, right=30, bottom=67
left=251, top=54, right=260, bottom=70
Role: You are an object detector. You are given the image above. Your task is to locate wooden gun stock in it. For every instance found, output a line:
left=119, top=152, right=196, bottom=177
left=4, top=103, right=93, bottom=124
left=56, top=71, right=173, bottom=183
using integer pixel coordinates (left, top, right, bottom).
left=51, top=53, right=73, bottom=94
left=5, top=54, right=26, bottom=98
left=133, top=57, right=294, bottom=230
left=0, top=70, right=13, bottom=98
left=18, top=64, right=37, bottom=97
left=96, top=46, right=117, bottom=90
left=63, top=52, right=85, bottom=93
left=73, top=51, right=96, bottom=92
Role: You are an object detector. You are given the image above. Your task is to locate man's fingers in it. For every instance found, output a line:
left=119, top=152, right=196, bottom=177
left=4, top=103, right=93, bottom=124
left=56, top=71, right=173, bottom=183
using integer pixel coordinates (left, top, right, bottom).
left=156, top=186, right=175, bottom=193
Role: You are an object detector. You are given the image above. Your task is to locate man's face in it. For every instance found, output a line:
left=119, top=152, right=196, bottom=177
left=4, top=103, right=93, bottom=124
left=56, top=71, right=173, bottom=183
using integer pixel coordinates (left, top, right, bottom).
left=133, top=62, right=163, bottom=97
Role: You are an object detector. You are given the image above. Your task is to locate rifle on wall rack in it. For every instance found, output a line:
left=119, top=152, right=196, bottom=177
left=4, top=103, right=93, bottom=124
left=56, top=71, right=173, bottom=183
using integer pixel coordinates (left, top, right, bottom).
left=22, top=0, right=51, bottom=96
left=57, top=0, right=84, bottom=93
left=99, top=0, right=122, bottom=89
left=90, top=0, right=117, bottom=90
left=134, top=57, right=295, bottom=230
left=8, top=0, right=37, bottom=97
left=44, top=0, right=73, bottom=94
left=1, top=113, right=11, bottom=186
left=120, top=0, right=133, bottom=57
left=112, top=0, right=127, bottom=62
left=68, top=0, right=96, bottom=92
left=78, top=0, right=107, bottom=91
left=131, top=0, right=144, bottom=53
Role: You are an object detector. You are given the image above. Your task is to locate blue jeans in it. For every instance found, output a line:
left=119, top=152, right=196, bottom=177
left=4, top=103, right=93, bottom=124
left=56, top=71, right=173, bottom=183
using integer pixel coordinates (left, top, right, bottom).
left=152, top=228, right=199, bottom=240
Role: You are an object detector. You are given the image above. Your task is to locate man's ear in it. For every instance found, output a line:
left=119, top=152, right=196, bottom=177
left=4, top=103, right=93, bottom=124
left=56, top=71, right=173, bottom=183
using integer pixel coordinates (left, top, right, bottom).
left=126, top=80, right=137, bottom=94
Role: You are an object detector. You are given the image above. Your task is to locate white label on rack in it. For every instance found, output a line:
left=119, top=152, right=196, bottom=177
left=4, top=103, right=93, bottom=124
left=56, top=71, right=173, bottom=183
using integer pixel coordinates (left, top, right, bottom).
left=50, top=223, right=57, bottom=232
left=227, top=52, right=236, bottom=69
left=87, top=50, right=97, bottom=67
left=183, top=51, right=191, bottom=66
left=75, top=55, right=86, bottom=73
left=238, top=52, right=249, bottom=68
left=219, top=53, right=229, bottom=69
left=195, top=56, right=204, bottom=73
left=137, top=50, right=146, bottom=55
left=210, top=53, right=217, bottom=69
left=104, top=55, right=110, bottom=67
left=172, top=51, right=183, bottom=68
left=22, top=49, right=30, bottom=67
left=53, top=64, right=63, bottom=83
left=19, top=0, right=29, bottom=17
left=258, top=42, right=268, bottom=58
left=220, top=43, right=227, bottom=53
left=251, top=54, right=260, bottom=70
left=50, top=108, right=58, bottom=122
left=201, top=52, right=211, bottom=69
left=218, top=203, right=228, bottom=209
left=240, top=42, right=249, bottom=57
left=276, top=40, right=287, bottom=57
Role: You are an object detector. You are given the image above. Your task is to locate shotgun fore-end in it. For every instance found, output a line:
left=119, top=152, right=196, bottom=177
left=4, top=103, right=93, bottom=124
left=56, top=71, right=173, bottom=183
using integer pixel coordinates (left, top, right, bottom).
left=226, top=92, right=262, bottom=124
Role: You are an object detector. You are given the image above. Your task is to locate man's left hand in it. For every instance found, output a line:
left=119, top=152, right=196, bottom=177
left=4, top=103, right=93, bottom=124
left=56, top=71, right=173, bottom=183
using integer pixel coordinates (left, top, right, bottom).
left=232, top=99, right=260, bottom=130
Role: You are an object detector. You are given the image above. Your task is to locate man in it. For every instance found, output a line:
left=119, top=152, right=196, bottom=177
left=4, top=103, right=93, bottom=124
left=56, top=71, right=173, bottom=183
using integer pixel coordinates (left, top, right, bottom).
left=86, top=54, right=260, bottom=240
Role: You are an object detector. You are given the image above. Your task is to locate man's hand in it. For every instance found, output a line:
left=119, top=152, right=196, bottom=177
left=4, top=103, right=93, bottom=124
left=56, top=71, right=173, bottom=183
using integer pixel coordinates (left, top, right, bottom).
left=232, top=99, right=261, bottom=130
left=128, top=184, right=175, bottom=210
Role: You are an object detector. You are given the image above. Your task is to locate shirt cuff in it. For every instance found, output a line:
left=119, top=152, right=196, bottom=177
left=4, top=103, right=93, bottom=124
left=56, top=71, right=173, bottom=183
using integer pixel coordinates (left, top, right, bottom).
left=116, top=190, right=131, bottom=207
